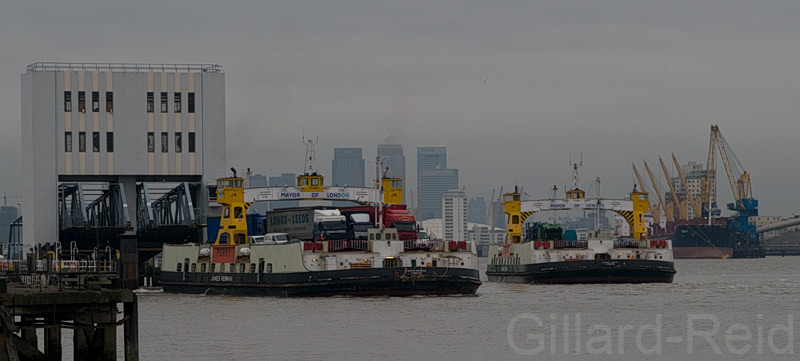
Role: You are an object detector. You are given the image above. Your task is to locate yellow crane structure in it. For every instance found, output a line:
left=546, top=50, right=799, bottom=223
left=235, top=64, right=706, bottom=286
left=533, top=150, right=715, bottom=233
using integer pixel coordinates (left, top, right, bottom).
left=659, top=156, right=688, bottom=221
left=633, top=163, right=661, bottom=225
left=672, top=153, right=702, bottom=219
left=644, top=161, right=673, bottom=223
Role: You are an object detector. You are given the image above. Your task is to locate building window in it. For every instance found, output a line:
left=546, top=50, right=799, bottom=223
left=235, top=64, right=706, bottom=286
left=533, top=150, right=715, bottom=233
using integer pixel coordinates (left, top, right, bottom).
left=188, top=92, right=195, bottom=113
left=92, top=91, right=99, bottom=112
left=161, top=132, right=168, bottom=152
left=174, top=92, right=181, bottom=112
left=106, top=92, right=113, bottom=113
left=147, top=92, right=154, bottom=112
left=175, top=133, right=182, bottom=152
left=161, top=92, right=168, bottom=112
left=78, top=132, right=86, bottom=152
left=147, top=132, right=154, bottom=152
left=106, top=132, right=114, bottom=152
left=64, top=92, right=72, bottom=112
left=92, top=132, right=100, bottom=152
left=78, top=91, right=86, bottom=112
left=188, top=132, right=196, bottom=153
left=65, top=133, right=72, bottom=152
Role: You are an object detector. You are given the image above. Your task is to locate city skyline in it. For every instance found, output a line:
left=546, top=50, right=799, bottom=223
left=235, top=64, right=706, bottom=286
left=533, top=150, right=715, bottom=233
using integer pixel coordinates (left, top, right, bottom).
left=1, top=2, right=799, bottom=218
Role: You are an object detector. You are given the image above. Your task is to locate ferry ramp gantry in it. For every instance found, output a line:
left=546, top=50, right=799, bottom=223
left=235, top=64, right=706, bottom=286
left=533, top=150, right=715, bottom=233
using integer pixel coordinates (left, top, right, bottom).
left=501, top=186, right=651, bottom=244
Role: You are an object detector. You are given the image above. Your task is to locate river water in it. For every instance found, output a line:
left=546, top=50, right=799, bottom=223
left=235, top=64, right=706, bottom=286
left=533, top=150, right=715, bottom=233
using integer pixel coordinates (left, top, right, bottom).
left=107, top=258, right=800, bottom=360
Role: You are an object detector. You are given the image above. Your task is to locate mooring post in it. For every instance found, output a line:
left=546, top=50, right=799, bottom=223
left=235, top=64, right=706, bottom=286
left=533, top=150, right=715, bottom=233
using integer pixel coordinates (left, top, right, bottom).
left=73, top=309, right=90, bottom=360
left=119, top=231, right=139, bottom=290
left=124, top=295, right=139, bottom=361
left=101, top=303, right=117, bottom=361
left=44, top=319, right=62, bottom=360
left=19, top=316, right=36, bottom=348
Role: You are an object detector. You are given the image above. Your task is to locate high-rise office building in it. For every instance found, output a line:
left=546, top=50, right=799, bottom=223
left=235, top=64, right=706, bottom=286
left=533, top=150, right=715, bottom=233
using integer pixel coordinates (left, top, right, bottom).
left=417, top=147, right=458, bottom=220
left=332, top=147, right=365, bottom=207
left=442, top=190, right=467, bottom=242
left=377, top=136, right=405, bottom=201
left=468, top=197, right=486, bottom=224
left=331, top=148, right=365, bottom=187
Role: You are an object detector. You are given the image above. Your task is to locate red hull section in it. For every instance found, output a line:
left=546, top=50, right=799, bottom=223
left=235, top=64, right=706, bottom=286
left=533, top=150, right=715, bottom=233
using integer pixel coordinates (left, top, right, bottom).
left=673, top=247, right=733, bottom=259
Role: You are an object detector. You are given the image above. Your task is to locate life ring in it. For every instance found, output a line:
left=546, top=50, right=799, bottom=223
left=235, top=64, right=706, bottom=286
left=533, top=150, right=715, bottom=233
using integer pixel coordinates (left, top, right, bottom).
left=69, top=262, right=77, bottom=271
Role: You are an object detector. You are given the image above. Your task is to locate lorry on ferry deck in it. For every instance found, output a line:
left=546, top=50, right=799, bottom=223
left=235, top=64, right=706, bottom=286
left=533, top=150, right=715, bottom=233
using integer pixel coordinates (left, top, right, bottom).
left=342, top=211, right=372, bottom=240
left=338, top=205, right=417, bottom=241
left=265, top=207, right=347, bottom=241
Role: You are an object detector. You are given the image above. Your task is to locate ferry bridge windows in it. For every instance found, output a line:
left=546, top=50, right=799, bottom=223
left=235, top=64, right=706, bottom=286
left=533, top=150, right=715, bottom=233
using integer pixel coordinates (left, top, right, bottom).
left=106, top=92, right=113, bottom=113
left=160, top=92, right=168, bottom=112
left=78, top=132, right=86, bottom=152
left=92, top=91, right=100, bottom=112
left=147, top=92, right=154, bottom=112
left=64, top=92, right=72, bottom=112
left=174, top=92, right=181, bottom=112
left=234, top=233, right=246, bottom=244
left=64, top=133, right=72, bottom=152
left=223, top=207, right=230, bottom=219
left=147, top=132, right=155, bottom=152
left=78, top=91, right=86, bottom=112
left=234, top=207, right=243, bottom=219
left=219, top=232, right=229, bottom=244
left=512, top=215, right=520, bottom=225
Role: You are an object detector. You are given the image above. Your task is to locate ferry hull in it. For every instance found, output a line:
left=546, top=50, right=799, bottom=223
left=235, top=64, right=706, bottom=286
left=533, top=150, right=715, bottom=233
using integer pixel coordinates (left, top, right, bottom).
left=485, top=260, right=675, bottom=284
left=160, top=267, right=481, bottom=297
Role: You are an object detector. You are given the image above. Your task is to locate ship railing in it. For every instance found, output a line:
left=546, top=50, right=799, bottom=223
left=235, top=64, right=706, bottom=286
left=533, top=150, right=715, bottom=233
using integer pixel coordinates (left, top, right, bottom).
left=0, top=259, right=117, bottom=274
left=403, top=240, right=433, bottom=251
left=427, top=241, right=448, bottom=252
left=327, top=240, right=371, bottom=252
left=0, top=260, right=27, bottom=273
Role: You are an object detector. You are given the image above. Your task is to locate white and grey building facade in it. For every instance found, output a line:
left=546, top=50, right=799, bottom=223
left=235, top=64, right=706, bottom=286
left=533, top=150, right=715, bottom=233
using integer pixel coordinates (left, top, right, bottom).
left=442, top=190, right=467, bottom=242
left=21, top=62, right=226, bottom=245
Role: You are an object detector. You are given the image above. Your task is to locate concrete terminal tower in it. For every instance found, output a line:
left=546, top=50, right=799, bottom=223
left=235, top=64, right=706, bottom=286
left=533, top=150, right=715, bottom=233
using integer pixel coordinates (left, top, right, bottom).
left=20, top=62, right=226, bottom=250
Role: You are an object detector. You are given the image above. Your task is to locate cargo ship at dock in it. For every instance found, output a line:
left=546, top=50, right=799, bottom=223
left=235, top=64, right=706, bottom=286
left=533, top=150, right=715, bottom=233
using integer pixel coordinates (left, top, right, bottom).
left=486, top=180, right=675, bottom=284
left=159, top=172, right=481, bottom=296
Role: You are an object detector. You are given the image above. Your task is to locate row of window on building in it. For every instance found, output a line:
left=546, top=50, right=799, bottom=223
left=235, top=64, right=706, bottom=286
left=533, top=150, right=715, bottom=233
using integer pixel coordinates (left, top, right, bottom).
left=64, top=132, right=196, bottom=153
left=65, top=132, right=113, bottom=153
left=147, top=132, right=196, bottom=153
left=63, top=91, right=196, bottom=113
left=147, top=92, right=195, bottom=113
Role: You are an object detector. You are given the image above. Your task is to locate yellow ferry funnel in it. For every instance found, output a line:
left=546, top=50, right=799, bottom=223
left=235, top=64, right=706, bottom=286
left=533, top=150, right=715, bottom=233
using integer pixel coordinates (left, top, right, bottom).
left=381, top=177, right=403, bottom=205
left=503, top=188, right=522, bottom=244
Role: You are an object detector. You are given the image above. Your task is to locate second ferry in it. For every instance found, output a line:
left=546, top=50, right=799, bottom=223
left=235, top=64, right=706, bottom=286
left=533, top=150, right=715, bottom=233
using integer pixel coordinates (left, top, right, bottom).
left=486, top=165, right=676, bottom=284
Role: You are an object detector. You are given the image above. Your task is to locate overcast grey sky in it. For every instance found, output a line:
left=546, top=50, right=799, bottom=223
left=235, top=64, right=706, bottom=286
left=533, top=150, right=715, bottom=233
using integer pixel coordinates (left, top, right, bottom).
left=1, top=1, right=799, bottom=216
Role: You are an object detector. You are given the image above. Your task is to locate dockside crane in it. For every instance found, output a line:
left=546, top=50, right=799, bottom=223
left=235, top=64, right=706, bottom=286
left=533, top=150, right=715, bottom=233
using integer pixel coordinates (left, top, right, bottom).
left=708, top=124, right=758, bottom=239
left=672, top=153, right=702, bottom=219
left=633, top=163, right=661, bottom=225
left=644, top=161, right=673, bottom=223
left=659, top=156, right=688, bottom=220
